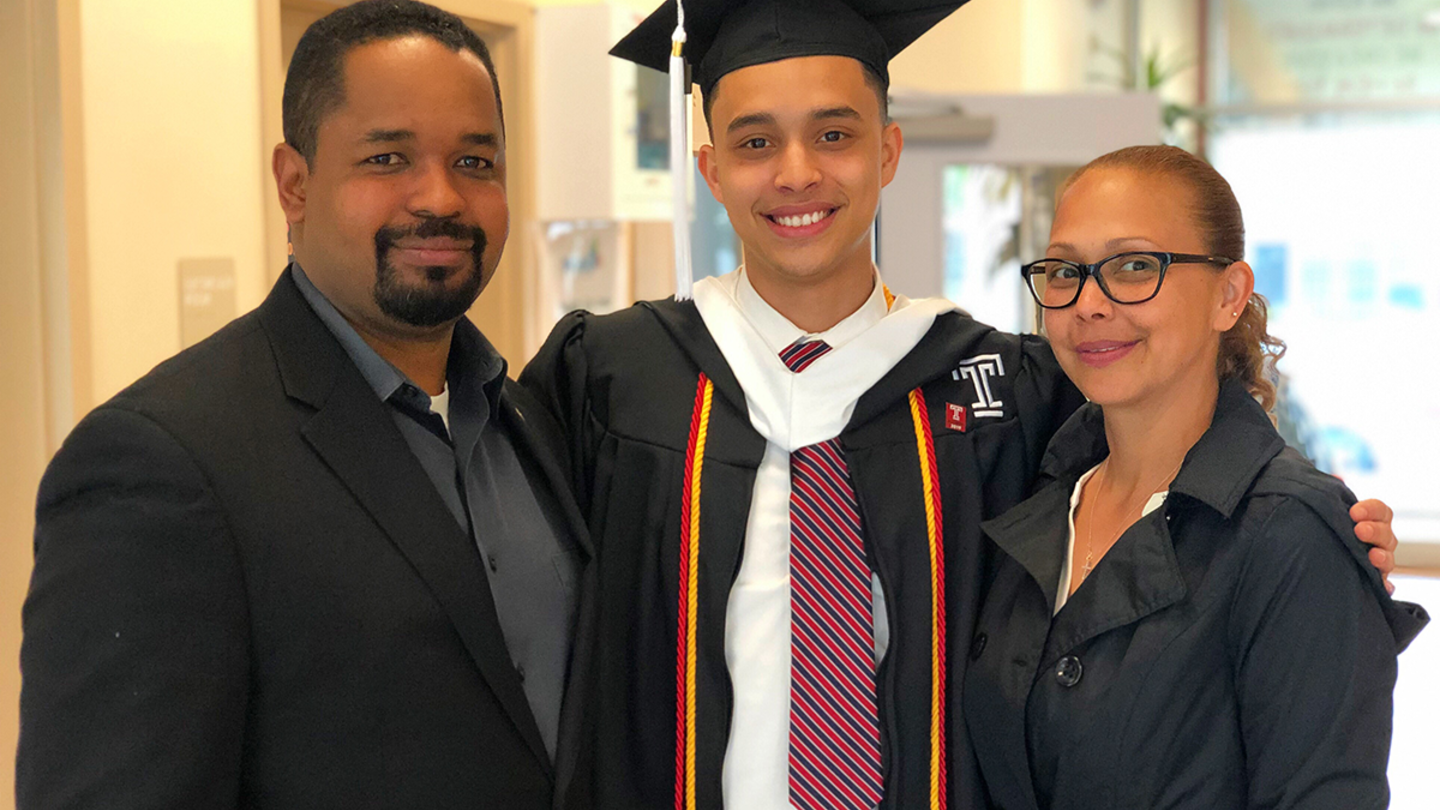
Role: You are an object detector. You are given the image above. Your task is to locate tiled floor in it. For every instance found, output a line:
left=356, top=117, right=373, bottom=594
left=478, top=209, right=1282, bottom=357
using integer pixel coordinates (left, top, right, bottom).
left=1389, top=574, right=1439, bottom=808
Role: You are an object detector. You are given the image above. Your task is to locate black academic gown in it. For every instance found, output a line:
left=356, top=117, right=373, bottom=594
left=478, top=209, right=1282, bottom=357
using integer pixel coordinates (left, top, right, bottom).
left=520, top=298, right=1086, bottom=810
left=962, top=379, right=1430, bottom=810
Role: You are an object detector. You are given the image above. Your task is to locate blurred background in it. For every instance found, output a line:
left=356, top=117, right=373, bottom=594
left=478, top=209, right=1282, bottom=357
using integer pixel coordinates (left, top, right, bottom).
left=2, top=0, right=1437, bottom=806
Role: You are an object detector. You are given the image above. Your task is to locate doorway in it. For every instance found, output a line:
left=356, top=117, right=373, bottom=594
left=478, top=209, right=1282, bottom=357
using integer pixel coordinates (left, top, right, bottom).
left=879, top=92, right=1162, bottom=333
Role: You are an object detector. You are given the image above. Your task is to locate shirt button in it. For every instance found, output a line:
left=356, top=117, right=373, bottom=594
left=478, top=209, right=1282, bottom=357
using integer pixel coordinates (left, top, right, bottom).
left=1054, top=654, right=1083, bottom=688
left=487, top=554, right=499, bottom=572
left=969, top=632, right=988, bottom=661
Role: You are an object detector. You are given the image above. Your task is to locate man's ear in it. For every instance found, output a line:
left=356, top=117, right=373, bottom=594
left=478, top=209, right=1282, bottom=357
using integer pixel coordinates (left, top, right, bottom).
left=879, top=121, right=904, bottom=188
left=273, top=142, right=309, bottom=225
left=1215, top=260, right=1256, bottom=331
left=697, top=143, right=723, bottom=204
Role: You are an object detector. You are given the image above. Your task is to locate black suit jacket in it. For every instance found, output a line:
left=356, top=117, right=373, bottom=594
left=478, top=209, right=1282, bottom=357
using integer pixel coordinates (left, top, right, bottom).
left=18, top=270, right=595, bottom=810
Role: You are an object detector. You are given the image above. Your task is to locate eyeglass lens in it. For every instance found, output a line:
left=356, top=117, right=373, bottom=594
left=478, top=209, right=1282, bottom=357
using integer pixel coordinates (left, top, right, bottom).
left=1028, top=253, right=1165, bottom=307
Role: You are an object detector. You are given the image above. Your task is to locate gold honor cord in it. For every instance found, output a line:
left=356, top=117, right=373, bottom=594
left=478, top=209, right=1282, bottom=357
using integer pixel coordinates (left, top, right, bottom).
left=674, top=374, right=712, bottom=810
left=908, top=388, right=948, bottom=809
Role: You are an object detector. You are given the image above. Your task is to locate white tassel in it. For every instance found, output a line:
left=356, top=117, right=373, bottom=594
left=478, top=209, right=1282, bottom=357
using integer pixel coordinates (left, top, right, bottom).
left=669, top=0, right=694, bottom=300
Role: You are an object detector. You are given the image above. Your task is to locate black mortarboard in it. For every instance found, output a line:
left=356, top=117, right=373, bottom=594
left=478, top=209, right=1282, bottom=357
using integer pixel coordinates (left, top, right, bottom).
left=611, top=0, right=971, bottom=97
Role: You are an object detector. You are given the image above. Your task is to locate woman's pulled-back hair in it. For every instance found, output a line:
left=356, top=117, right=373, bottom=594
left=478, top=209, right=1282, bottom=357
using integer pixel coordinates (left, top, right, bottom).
left=1059, top=145, right=1286, bottom=411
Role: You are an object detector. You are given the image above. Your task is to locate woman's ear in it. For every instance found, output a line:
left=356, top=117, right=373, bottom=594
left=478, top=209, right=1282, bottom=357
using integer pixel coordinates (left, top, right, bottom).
left=1215, top=260, right=1256, bottom=330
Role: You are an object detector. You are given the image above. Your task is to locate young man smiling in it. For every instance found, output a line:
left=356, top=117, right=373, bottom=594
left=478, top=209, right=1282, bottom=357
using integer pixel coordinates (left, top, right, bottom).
left=521, top=3, right=1077, bottom=809
left=520, top=2, right=1403, bottom=809
left=698, top=53, right=898, bottom=335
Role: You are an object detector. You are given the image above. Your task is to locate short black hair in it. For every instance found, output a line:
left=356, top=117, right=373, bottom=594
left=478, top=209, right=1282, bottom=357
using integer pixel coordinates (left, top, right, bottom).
left=701, top=60, right=890, bottom=135
left=282, top=0, right=503, bottom=165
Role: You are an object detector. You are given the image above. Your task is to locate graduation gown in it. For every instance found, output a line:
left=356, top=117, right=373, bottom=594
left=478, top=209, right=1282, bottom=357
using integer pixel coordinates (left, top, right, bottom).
left=520, top=294, right=1085, bottom=810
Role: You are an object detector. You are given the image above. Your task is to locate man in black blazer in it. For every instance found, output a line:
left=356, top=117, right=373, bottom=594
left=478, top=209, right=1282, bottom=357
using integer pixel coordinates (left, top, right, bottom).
left=18, top=2, right=591, bottom=808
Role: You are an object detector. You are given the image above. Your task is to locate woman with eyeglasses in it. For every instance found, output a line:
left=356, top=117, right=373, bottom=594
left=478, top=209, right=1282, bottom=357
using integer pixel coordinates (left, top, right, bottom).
left=961, top=145, right=1427, bottom=809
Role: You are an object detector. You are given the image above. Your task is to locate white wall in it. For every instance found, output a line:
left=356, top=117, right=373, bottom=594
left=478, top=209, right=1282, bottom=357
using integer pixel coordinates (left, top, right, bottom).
left=891, top=0, right=1101, bottom=96
left=1, top=1, right=62, bottom=805
left=1389, top=575, right=1440, bottom=810
left=78, top=0, right=272, bottom=404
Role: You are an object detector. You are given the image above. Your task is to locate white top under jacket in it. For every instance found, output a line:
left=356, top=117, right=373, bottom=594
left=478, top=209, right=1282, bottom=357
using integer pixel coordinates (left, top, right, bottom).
left=1055, top=465, right=1169, bottom=616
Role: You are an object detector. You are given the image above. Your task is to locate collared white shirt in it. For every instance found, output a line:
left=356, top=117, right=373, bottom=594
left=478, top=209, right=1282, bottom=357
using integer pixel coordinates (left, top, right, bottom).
left=693, top=267, right=956, bottom=810
left=732, top=265, right=890, bottom=355
left=430, top=386, right=451, bottom=433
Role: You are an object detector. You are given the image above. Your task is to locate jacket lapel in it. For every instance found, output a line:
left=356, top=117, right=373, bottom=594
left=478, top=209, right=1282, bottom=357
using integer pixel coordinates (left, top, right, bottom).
left=257, top=270, right=553, bottom=773
left=1042, top=509, right=1188, bottom=663
left=995, top=398, right=1190, bottom=664
left=980, top=480, right=1073, bottom=614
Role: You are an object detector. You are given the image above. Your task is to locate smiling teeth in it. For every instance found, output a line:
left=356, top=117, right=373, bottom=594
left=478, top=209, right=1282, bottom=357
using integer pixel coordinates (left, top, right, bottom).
left=775, top=210, right=832, bottom=228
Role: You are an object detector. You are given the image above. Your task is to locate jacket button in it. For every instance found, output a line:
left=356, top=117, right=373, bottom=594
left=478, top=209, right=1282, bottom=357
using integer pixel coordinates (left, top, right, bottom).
left=970, top=632, right=987, bottom=661
left=1054, top=655, right=1083, bottom=688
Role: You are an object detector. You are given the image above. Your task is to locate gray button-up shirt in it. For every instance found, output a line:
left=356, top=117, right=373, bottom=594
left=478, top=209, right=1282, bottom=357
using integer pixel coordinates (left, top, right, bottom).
left=293, top=264, right=578, bottom=760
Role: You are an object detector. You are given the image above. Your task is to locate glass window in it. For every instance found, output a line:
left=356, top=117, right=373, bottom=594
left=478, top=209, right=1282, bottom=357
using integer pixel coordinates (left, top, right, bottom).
left=1209, top=112, right=1440, bottom=544
left=1213, top=0, right=1440, bottom=104
left=940, top=164, right=1076, bottom=334
left=1197, top=3, right=1440, bottom=801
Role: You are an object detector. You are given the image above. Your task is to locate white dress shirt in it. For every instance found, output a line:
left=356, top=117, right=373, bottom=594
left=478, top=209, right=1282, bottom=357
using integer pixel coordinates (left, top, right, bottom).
left=691, top=267, right=956, bottom=809
left=430, top=386, right=451, bottom=433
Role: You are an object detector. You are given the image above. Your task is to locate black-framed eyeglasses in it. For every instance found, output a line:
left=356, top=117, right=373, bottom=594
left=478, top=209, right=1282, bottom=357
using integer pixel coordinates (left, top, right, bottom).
left=1020, top=251, right=1235, bottom=309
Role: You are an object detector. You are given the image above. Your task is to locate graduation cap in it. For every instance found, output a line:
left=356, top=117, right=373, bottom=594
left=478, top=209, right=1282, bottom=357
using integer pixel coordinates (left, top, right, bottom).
left=610, top=0, right=970, bottom=299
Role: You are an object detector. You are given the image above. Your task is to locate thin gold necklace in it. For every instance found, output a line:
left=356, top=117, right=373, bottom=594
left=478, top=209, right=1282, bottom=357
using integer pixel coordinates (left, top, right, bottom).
left=1081, top=457, right=1184, bottom=579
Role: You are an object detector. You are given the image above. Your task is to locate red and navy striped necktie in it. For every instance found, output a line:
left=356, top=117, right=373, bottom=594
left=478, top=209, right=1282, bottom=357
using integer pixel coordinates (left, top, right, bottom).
left=781, top=338, right=885, bottom=810
left=779, top=337, right=833, bottom=373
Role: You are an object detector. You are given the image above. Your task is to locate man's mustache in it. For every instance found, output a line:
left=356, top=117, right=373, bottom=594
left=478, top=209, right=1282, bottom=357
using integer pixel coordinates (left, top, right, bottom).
left=374, top=218, right=488, bottom=256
